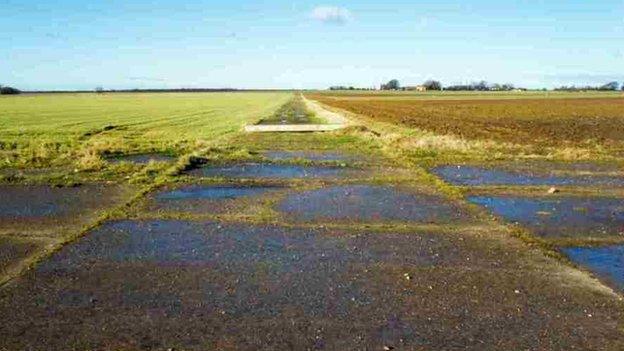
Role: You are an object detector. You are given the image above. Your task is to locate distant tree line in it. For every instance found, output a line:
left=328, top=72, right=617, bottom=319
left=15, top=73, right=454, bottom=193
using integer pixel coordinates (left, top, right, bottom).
left=0, top=85, right=21, bottom=95
left=554, top=81, right=623, bottom=91
left=91, top=87, right=243, bottom=93
left=329, top=86, right=375, bottom=91
left=372, top=79, right=624, bottom=92
left=445, top=81, right=519, bottom=91
left=376, top=79, right=522, bottom=91
left=422, top=80, right=442, bottom=90
left=380, top=79, right=401, bottom=90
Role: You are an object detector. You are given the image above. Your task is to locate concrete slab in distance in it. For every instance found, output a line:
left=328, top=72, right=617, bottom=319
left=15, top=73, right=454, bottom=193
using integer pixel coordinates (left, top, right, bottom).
left=244, top=124, right=345, bottom=133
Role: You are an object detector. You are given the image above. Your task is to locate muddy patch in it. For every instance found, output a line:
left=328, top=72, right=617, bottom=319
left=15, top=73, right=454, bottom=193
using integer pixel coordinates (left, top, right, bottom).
left=0, top=167, right=69, bottom=179
left=433, top=165, right=624, bottom=187
left=189, top=163, right=362, bottom=180
left=0, top=237, right=39, bottom=275
left=279, top=185, right=471, bottom=223
left=561, top=245, right=624, bottom=291
left=146, top=184, right=282, bottom=214
left=0, top=220, right=622, bottom=349
left=263, top=150, right=363, bottom=163
left=105, top=153, right=176, bottom=164
left=0, top=184, right=131, bottom=235
left=469, top=195, right=624, bottom=238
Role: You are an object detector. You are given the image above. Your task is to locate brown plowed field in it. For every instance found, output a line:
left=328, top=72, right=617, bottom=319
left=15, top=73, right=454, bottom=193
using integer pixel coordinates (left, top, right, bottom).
left=308, top=94, right=624, bottom=147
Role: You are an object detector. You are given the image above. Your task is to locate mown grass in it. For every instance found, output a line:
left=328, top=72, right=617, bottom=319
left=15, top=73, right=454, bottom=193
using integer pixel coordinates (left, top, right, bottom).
left=0, top=92, right=291, bottom=169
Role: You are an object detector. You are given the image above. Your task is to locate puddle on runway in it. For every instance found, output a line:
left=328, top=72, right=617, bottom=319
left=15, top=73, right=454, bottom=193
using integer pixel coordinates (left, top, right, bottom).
left=433, top=165, right=624, bottom=187
left=156, top=185, right=280, bottom=201
left=561, top=245, right=624, bottom=291
left=149, top=185, right=282, bottom=214
left=189, top=163, right=360, bottom=180
left=469, top=195, right=624, bottom=238
left=279, top=185, right=471, bottom=223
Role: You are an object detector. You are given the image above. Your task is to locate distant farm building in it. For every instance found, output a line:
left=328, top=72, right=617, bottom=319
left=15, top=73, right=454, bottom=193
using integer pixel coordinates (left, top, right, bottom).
left=404, top=85, right=427, bottom=92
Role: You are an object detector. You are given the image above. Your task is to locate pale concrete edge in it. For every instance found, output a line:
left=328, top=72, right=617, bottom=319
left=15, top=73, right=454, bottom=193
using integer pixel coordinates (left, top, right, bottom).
left=244, top=95, right=350, bottom=133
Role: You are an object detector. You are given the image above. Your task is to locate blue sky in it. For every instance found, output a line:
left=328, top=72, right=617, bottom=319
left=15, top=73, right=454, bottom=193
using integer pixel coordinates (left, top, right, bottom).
left=2, top=0, right=623, bottom=90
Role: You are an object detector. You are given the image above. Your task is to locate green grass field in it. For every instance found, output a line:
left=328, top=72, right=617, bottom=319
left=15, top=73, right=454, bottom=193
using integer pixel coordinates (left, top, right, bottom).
left=0, top=92, right=291, bottom=168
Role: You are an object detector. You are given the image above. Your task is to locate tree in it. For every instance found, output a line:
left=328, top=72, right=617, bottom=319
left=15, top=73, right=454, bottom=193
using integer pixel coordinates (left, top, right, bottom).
left=473, top=81, right=490, bottom=91
left=422, top=80, right=442, bottom=90
left=445, top=84, right=472, bottom=91
left=445, top=81, right=522, bottom=91
left=381, top=79, right=400, bottom=90
left=0, top=85, right=21, bottom=95
left=501, top=83, right=515, bottom=91
left=599, top=81, right=619, bottom=91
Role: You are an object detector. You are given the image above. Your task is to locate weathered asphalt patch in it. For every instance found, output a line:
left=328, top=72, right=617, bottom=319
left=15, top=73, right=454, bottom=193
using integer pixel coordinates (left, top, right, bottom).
left=469, top=195, right=624, bottom=238
left=561, top=245, right=624, bottom=291
left=0, top=184, right=131, bottom=236
left=145, top=184, right=283, bottom=215
left=1, top=220, right=622, bottom=350
left=189, top=163, right=362, bottom=180
left=278, top=185, right=472, bottom=224
left=0, top=185, right=86, bottom=218
left=433, top=165, right=624, bottom=187
left=33, top=220, right=505, bottom=270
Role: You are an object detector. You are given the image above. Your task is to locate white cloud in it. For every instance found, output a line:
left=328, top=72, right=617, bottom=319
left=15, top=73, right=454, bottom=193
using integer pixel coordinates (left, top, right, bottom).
left=310, top=6, right=352, bottom=24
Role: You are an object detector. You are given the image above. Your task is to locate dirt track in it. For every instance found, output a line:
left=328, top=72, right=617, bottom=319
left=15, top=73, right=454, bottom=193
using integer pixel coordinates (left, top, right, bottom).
left=309, top=95, right=624, bottom=147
